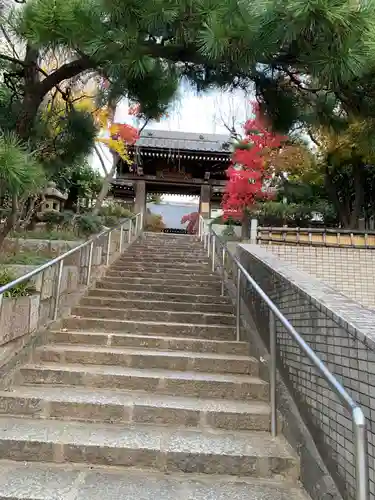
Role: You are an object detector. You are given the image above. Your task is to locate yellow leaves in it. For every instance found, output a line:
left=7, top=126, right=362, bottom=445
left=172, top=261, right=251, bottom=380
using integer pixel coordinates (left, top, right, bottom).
left=93, top=108, right=110, bottom=129
left=265, top=144, right=314, bottom=176
left=96, top=137, right=133, bottom=165
left=317, top=118, right=375, bottom=164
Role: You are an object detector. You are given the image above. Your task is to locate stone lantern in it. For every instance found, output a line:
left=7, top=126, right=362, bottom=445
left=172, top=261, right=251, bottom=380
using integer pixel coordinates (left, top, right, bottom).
left=41, top=182, right=68, bottom=214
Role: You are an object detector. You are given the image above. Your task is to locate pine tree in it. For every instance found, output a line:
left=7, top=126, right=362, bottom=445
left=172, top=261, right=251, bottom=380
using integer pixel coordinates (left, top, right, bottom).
left=1, top=0, right=375, bottom=140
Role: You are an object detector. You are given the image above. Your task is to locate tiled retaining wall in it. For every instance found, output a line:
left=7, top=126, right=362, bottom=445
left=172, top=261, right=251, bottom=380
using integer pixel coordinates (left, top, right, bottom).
left=260, top=244, right=375, bottom=310
left=237, top=244, right=375, bottom=500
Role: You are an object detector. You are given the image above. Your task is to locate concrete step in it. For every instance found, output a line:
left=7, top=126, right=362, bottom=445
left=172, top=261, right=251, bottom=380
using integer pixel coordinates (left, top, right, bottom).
left=98, top=276, right=221, bottom=288
left=119, top=251, right=208, bottom=259
left=116, top=258, right=210, bottom=269
left=81, top=296, right=234, bottom=314
left=0, top=461, right=310, bottom=500
left=35, top=344, right=256, bottom=375
left=125, top=248, right=207, bottom=255
left=62, top=317, right=236, bottom=340
left=96, top=280, right=222, bottom=295
left=106, top=270, right=218, bottom=281
left=0, top=417, right=298, bottom=477
left=0, top=385, right=270, bottom=430
left=49, top=331, right=248, bottom=355
left=118, top=259, right=211, bottom=267
left=72, top=306, right=235, bottom=326
left=87, top=288, right=231, bottom=304
left=19, top=363, right=269, bottom=401
left=110, top=264, right=211, bottom=274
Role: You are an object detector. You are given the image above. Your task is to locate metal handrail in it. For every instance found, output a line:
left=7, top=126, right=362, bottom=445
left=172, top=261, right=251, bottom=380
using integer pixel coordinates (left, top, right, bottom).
left=0, top=212, right=143, bottom=319
left=198, top=215, right=369, bottom=500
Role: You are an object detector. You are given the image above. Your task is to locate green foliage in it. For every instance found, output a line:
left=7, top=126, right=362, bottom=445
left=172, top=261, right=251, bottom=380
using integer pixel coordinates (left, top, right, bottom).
left=100, top=203, right=134, bottom=227
left=0, top=251, right=47, bottom=266
left=54, top=163, right=102, bottom=202
left=11, top=229, right=81, bottom=241
left=41, top=210, right=75, bottom=231
left=100, top=203, right=133, bottom=219
left=75, top=213, right=103, bottom=236
left=0, top=131, right=45, bottom=197
left=0, top=268, right=36, bottom=298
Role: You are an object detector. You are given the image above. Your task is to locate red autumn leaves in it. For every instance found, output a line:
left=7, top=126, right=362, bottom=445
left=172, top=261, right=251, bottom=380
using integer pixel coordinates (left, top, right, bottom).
left=222, top=102, right=287, bottom=221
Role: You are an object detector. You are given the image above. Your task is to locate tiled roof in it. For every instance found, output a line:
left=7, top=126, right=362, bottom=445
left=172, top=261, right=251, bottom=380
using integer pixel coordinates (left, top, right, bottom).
left=135, top=129, right=231, bottom=153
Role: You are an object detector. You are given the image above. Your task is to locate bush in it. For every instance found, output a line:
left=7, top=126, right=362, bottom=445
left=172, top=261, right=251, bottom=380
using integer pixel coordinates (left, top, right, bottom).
left=0, top=268, right=36, bottom=298
left=42, top=210, right=75, bottom=231
left=75, top=214, right=103, bottom=236
left=100, top=203, right=134, bottom=220
left=145, top=213, right=166, bottom=232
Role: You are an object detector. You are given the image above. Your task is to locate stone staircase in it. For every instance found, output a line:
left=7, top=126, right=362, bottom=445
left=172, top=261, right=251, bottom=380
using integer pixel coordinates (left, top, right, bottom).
left=0, top=232, right=310, bottom=499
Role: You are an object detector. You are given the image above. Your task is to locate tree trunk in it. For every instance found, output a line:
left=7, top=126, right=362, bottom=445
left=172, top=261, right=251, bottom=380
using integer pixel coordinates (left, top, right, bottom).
left=241, top=211, right=250, bottom=240
left=349, top=167, right=365, bottom=229
left=0, top=193, right=19, bottom=249
left=324, top=167, right=350, bottom=228
left=92, top=161, right=116, bottom=215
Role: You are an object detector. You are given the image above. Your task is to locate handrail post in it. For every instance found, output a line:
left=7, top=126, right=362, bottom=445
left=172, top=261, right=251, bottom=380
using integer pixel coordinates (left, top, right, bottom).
left=106, top=231, right=111, bottom=266
left=207, top=232, right=211, bottom=258
left=269, top=310, right=277, bottom=437
left=128, top=220, right=132, bottom=243
left=140, top=211, right=144, bottom=232
left=211, top=235, right=216, bottom=272
left=221, top=247, right=226, bottom=296
left=119, top=225, right=123, bottom=254
left=86, top=241, right=94, bottom=286
left=53, top=259, right=64, bottom=320
left=353, top=407, right=369, bottom=500
left=236, top=268, right=241, bottom=341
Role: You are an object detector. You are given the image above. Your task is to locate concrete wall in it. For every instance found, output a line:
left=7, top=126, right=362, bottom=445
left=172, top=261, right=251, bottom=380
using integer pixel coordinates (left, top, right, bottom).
left=237, top=244, right=375, bottom=500
left=260, top=244, right=375, bottom=310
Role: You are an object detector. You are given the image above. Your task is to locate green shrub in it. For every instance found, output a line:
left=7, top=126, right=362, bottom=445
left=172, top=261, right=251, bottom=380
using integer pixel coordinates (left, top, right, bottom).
left=75, top=214, right=103, bottom=236
left=0, top=268, right=36, bottom=298
left=0, top=251, right=47, bottom=265
left=100, top=203, right=134, bottom=220
left=42, top=210, right=74, bottom=231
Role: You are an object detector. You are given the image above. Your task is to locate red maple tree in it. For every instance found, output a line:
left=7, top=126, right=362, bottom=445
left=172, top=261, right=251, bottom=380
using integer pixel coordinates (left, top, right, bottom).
left=181, top=212, right=199, bottom=234
left=221, top=102, right=287, bottom=232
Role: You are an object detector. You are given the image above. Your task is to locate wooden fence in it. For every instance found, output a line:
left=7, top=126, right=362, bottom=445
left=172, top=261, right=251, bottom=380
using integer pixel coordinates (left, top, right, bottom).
left=257, top=227, right=375, bottom=248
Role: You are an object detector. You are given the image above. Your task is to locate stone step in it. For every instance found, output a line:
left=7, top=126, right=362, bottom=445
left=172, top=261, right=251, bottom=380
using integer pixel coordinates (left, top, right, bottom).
left=119, top=258, right=210, bottom=267
left=19, top=363, right=268, bottom=401
left=96, top=280, right=222, bottom=295
left=0, top=385, right=270, bottom=430
left=0, top=417, right=297, bottom=477
left=35, top=344, right=256, bottom=375
left=81, top=296, right=234, bottom=314
left=110, top=264, right=211, bottom=274
left=72, top=306, right=235, bottom=326
left=116, top=258, right=210, bottom=269
left=106, top=270, right=218, bottom=281
left=99, top=276, right=221, bottom=288
left=119, top=249, right=207, bottom=257
left=126, top=247, right=207, bottom=254
left=87, top=288, right=231, bottom=305
left=49, top=331, right=247, bottom=355
left=62, top=317, right=236, bottom=340
left=0, top=461, right=309, bottom=500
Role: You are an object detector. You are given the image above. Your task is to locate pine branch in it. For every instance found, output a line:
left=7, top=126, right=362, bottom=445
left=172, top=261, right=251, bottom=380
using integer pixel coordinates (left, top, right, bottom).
left=38, top=57, right=93, bottom=96
left=0, top=53, right=24, bottom=66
